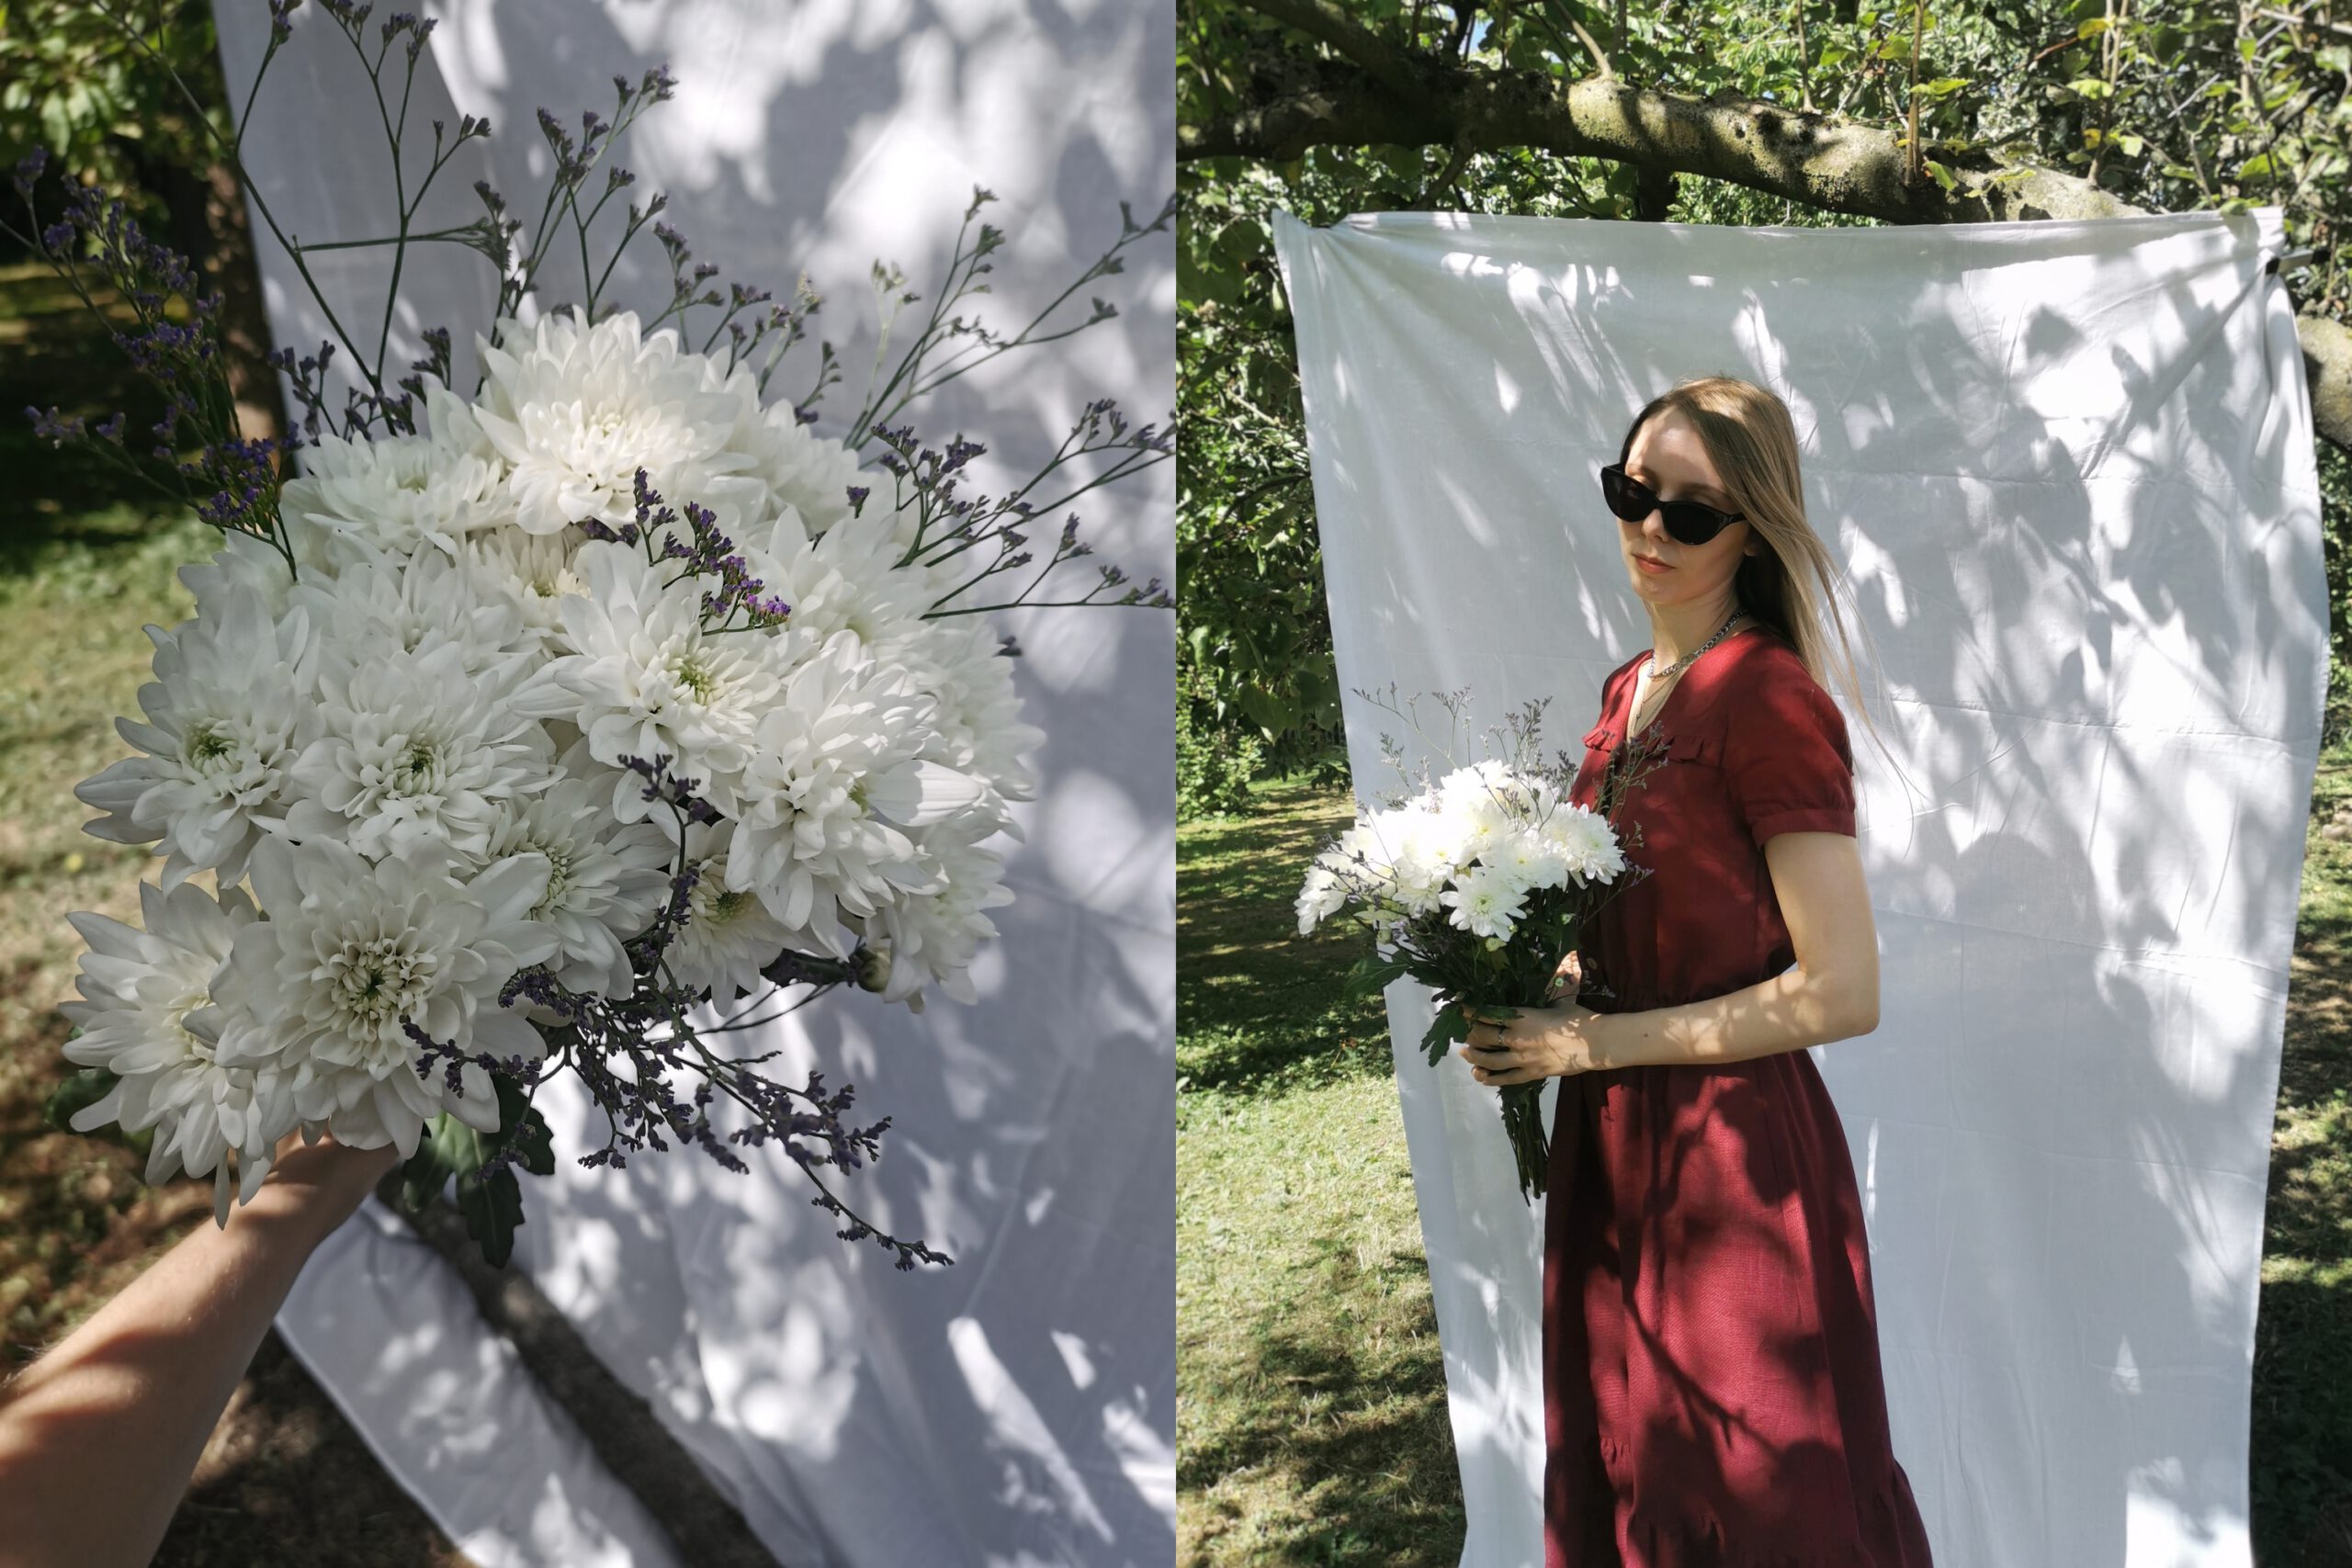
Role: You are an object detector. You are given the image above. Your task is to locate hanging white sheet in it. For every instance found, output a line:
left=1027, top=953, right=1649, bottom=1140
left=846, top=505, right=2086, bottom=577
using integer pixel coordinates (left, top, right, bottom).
left=1271, top=203, right=2323, bottom=1568
left=209, top=4, right=1177, bottom=1563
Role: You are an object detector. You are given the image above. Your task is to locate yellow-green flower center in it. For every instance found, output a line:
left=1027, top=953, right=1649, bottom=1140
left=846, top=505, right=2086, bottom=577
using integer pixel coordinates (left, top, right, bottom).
left=673, top=650, right=718, bottom=703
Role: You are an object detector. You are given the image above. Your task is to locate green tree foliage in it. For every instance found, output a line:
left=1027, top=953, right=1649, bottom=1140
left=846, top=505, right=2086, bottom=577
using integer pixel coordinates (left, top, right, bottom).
left=1177, top=0, right=2350, bottom=807
left=0, top=0, right=227, bottom=215
left=3, top=1, right=283, bottom=444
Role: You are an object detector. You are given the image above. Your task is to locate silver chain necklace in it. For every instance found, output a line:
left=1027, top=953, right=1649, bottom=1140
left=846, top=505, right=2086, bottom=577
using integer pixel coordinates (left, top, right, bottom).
left=1632, top=606, right=1749, bottom=733
left=1643, top=605, right=1750, bottom=684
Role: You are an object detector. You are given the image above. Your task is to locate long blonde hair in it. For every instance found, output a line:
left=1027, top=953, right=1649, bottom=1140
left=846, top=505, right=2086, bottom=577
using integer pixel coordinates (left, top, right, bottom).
left=1616, top=375, right=1895, bottom=768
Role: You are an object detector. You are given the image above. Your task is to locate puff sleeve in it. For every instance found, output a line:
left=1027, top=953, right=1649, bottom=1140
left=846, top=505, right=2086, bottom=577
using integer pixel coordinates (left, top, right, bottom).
left=1724, top=665, right=1856, bottom=847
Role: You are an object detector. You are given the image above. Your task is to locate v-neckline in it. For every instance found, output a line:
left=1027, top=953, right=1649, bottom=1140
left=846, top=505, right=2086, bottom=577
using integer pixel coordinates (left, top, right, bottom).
left=1623, top=621, right=1765, bottom=743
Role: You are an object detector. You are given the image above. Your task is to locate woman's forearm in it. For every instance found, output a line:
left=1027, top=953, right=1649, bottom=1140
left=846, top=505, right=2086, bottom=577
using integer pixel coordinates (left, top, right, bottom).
left=0, top=1135, right=394, bottom=1568
left=1594, top=961, right=1877, bottom=1071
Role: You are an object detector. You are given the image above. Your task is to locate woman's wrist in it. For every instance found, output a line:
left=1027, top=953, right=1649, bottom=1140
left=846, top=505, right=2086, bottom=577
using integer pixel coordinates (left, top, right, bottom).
left=1578, top=1009, right=1645, bottom=1073
left=231, top=1134, right=402, bottom=1250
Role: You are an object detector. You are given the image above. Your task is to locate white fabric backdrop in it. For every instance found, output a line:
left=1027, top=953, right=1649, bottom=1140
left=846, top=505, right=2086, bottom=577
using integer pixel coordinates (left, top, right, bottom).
left=209, top=5, right=1175, bottom=1565
left=1270, top=206, right=2324, bottom=1568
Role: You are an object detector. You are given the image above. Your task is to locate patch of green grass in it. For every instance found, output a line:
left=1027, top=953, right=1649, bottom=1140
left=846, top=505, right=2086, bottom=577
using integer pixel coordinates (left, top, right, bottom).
left=1177, top=775, right=1465, bottom=1566
left=0, top=502, right=219, bottom=1361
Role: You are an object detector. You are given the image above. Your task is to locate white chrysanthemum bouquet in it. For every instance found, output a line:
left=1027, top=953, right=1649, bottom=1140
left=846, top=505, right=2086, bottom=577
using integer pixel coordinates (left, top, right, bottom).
left=1297, top=694, right=1650, bottom=1201
left=12, top=6, right=1170, bottom=1267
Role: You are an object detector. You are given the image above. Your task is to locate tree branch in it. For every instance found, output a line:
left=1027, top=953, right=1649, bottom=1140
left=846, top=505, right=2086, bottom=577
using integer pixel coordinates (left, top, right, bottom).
left=1182, top=26, right=2350, bottom=454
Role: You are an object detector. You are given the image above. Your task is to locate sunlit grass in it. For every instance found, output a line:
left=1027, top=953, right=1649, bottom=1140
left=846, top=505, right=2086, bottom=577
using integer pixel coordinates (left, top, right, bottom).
left=1177, top=774, right=1465, bottom=1566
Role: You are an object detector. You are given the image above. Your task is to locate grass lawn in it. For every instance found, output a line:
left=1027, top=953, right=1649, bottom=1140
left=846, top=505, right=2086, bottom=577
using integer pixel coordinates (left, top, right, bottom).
left=0, top=258, right=471, bottom=1565
left=1178, top=758, right=2352, bottom=1567
left=1177, top=774, right=1463, bottom=1565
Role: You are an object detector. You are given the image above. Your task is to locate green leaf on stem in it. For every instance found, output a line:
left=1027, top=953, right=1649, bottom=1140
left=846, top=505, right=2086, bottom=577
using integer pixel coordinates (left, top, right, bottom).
left=392, top=1072, right=556, bottom=1266
left=1420, top=998, right=1474, bottom=1067
left=1343, top=953, right=1411, bottom=997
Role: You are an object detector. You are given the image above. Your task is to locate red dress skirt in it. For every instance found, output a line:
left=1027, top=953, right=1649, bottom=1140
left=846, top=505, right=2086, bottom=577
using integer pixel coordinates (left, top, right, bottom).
left=1546, top=624, right=1934, bottom=1567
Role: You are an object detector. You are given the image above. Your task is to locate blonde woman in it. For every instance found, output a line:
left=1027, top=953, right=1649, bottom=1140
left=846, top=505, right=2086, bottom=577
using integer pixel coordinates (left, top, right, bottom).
left=1460, top=378, right=1934, bottom=1564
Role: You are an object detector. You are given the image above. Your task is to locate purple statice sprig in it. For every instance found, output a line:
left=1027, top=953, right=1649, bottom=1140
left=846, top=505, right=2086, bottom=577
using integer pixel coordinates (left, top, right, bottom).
left=639, top=221, right=831, bottom=404
left=865, top=403, right=1173, bottom=621
left=73, top=0, right=658, bottom=428
left=2, top=157, right=301, bottom=575
left=51, top=0, right=492, bottom=443
left=264, top=337, right=426, bottom=445
left=389, top=749, right=947, bottom=1268
left=607, top=470, right=792, bottom=634
left=48, top=7, right=1175, bottom=630
left=615, top=750, right=723, bottom=829
left=478, top=62, right=680, bottom=356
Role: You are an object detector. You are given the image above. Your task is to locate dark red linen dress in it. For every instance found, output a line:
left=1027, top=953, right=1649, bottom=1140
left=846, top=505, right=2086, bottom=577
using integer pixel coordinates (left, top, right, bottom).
left=1546, top=622, right=1934, bottom=1568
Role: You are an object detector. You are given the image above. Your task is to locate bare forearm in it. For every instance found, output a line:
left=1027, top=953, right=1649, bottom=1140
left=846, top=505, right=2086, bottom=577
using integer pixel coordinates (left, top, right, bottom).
left=0, top=1137, right=393, bottom=1568
left=1595, top=964, right=1876, bottom=1070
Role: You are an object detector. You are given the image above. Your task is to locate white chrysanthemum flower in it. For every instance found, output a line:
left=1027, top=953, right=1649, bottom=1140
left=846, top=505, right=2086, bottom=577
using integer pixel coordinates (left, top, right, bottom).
left=281, top=638, right=556, bottom=864
left=750, top=509, right=933, bottom=655
left=1296, top=861, right=1349, bottom=937
left=1441, top=861, right=1527, bottom=942
left=75, top=585, right=319, bottom=889
left=175, top=525, right=317, bottom=621
left=1376, top=807, right=1455, bottom=916
left=1483, top=826, right=1571, bottom=896
left=858, top=814, right=1014, bottom=1012
left=1438, top=758, right=1520, bottom=814
left=1316, top=821, right=1403, bottom=908
left=422, top=378, right=499, bottom=453
left=477, top=749, right=674, bottom=997
left=59, top=881, right=297, bottom=1225
left=277, top=416, right=514, bottom=561
left=212, top=837, right=558, bottom=1158
left=723, top=630, right=965, bottom=958
left=716, top=388, right=871, bottom=538
left=1433, top=790, right=1513, bottom=865
left=1331, top=819, right=1392, bottom=870
left=1544, top=805, right=1631, bottom=886
left=901, top=615, right=1046, bottom=836
left=470, top=310, right=763, bottom=535
left=664, top=828, right=792, bottom=1002
left=287, top=543, right=537, bottom=685
left=462, top=525, right=594, bottom=642
left=515, top=540, right=785, bottom=820
left=750, top=505, right=1042, bottom=831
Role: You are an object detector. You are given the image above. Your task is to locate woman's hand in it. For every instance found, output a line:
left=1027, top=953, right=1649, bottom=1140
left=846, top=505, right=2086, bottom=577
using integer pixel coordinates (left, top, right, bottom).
left=1457, top=996, right=1610, bottom=1085
left=238, top=1128, right=401, bottom=1246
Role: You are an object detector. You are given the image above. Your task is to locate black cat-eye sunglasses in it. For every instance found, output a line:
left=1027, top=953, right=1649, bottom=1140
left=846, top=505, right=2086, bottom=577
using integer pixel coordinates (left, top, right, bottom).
left=1599, top=463, right=1747, bottom=547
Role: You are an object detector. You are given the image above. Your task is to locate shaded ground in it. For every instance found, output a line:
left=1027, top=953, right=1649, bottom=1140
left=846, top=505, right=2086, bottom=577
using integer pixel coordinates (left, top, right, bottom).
left=0, top=259, right=471, bottom=1565
left=1178, top=754, right=2352, bottom=1566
